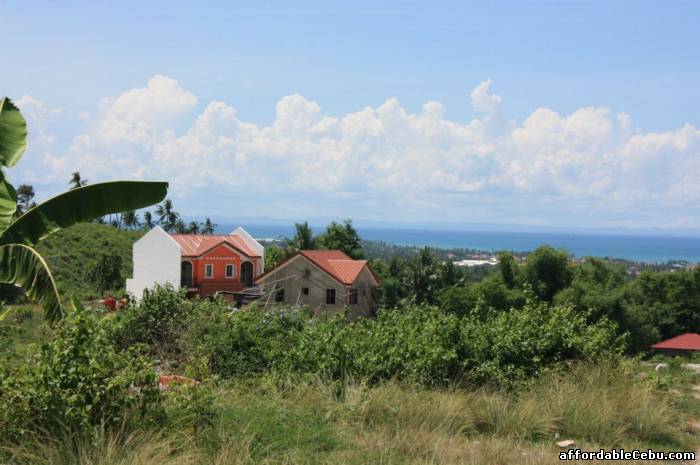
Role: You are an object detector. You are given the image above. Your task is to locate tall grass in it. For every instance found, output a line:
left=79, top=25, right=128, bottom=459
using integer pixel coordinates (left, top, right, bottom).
left=3, top=361, right=696, bottom=465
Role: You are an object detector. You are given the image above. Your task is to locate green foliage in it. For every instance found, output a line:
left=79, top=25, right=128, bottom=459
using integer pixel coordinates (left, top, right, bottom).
left=35, top=223, right=143, bottom=300
left=438, top=274, right=525, bottom=317
left=286, top=306, right=465, bottom=386
left=87, top=252, right=123, bottom=296
left=264, top=244, right=287, bottom=270
left=164, top=382, right=216, bottom=434
left=180, top=297, right=623, bottom=388
left=524, top=246, right=572, bottom=301
left=461, top=297, right=626, bottom=386
left=187, top=303, right=310, bottom=378
left=0, top=97, right=168, bottom=324
left=286, top=221, right=317, bottom=251
left=497, top=251, right=519, bottom=288
left=0, top=306, right=162, bottom=443
left=107, top=284, right=194, bottom=357
left=317, top=219, right=363, bottom=259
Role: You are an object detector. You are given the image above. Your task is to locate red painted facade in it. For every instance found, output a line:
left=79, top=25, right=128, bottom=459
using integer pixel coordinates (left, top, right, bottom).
left=178, top=241, right=261, bottom=297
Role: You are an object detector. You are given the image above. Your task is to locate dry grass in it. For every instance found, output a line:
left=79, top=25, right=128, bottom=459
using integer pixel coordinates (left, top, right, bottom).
left=3, top=362, right=698, bottom=465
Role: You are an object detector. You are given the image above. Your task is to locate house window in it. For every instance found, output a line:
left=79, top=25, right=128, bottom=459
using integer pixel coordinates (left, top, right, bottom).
left=349, top=288, right=358, bottom=305
left=326, top=288, right=336, bottom=305
left=275, top=288, right=285, bottom=302
left=225, top=264, right=235, bottom=278
left=302, top=287, right=309, bottom=295
left=205, top=264, right=213, bottom=278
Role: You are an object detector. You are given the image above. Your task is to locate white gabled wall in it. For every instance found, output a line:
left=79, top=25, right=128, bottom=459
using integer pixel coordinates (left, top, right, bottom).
left=232, top=226, right=265, bottom=274
left=126, top=226, right=182, bottom=300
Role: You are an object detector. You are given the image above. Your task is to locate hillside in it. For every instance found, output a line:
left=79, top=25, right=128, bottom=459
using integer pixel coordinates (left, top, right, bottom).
left=36, top=223, right=144, bottom=300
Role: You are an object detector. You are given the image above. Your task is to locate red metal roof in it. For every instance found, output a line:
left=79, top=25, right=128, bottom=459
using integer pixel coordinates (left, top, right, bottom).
left=170, top=234, right=260, bottom=258
left=298, top=250, right=368, bottom=285
left=256, top=250, right=380, bottom=286
left=650, top=333, right=700, bottom=351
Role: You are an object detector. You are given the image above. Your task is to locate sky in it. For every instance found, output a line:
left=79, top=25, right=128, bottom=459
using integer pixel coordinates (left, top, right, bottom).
left=2, top=1, right=700, bottom=231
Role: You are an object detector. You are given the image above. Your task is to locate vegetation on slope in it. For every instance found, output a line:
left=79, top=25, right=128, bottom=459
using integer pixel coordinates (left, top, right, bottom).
left=1, top=293, right=698, bottom=465
left=35, top=223, right=144, bottom=300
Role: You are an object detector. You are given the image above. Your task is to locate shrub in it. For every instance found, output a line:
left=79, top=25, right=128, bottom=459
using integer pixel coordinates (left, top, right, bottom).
left=0, top=306, right=162, bottom=444
left=107, top=284, right=194, bottom=358
left=286, top=306, right=465, bottom=386
left=461, top=298, right=626, bottom=386
left=187, top=303, right=310, bottom=378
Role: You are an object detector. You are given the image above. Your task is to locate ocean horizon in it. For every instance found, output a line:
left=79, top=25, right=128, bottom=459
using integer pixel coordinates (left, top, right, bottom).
left=217, top=224, right=700, bottom=264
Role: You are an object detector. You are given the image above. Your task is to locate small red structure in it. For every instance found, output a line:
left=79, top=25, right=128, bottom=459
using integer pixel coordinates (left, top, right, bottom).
left=99, top=296, right=128, bottom=311
left=158, top=374, right=199, bottom=390
left=650, top=333, right=700, bottom=352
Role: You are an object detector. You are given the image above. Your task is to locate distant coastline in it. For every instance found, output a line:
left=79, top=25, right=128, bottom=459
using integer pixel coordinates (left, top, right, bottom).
left=215, top=223, right=700, bottom=264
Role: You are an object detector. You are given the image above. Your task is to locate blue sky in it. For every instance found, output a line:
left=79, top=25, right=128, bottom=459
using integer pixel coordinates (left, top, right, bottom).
left=3, top=1, right=700, bottom=230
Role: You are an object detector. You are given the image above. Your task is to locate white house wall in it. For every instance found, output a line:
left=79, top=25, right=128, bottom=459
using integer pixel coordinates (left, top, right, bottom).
left=126, top=226, right=182, bottom=299
left=232, top=226, right=265, bottom=274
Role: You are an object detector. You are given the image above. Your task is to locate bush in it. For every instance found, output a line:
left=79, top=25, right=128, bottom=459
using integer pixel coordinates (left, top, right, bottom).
left=286, top=306, right=464, bottom=386
left=188, top=298, right=624, bottom=388
left=107, top=284, right=194, bottom=358
left=187, top=303, right=310, bottom=378
left=461, top=298, right=626, bottom=386
left=0, top=306, right=162, bottom=444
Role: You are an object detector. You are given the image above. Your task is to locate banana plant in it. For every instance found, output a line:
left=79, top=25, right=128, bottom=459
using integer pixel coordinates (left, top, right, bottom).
left=0, top=97, right=168, bottom=325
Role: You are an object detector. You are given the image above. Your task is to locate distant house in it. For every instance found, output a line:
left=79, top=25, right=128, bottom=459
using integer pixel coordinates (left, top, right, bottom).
left=126, top=226, right=264, bottom=299
left=651, top=333, right=700, bottom=353
left=255, top=250, right=381, bottom=319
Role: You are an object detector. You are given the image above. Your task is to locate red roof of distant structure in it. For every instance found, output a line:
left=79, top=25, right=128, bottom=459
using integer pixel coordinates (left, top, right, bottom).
left=299, top=250, right=369, bottom=285
left=256, top=250, right=381, bottom=286
left=170, top=234, right=260, bottom=258
left=650, top=333, right=700, bottom=351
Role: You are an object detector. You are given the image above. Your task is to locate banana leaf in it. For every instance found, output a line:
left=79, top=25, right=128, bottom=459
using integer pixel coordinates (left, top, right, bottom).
left=0, top=244, right=63, bottom=324
left=0, top=170, right=17, bottom=233
left=0, top=97, right=28, bottom=168
left=0, top=181, right=168, bottom=246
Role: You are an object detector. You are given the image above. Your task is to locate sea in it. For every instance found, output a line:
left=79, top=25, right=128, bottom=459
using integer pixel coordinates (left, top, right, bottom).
left=219, top=224, right=700, bottom=264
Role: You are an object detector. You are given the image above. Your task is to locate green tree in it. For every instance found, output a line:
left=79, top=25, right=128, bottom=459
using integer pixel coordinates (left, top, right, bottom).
left=407, top=247, right=439, bottom=304
left=174, top=218, right=187, bottom=233
left=264, top=245, right=286, bottom=270
left=155, top=198, right=179, bottom=232
left=88, top=252, right=123, bottom=296
left=121, top=209, right=140, bottom=229
left=317, top=219, right=363, bottom=258
left=142, top=211, right=155, bottom=230
left=15, top=184, right=36, bottom=216
left=524, top=246, right=572, bottom=301
left=69, top=171, right=87, bottom=189
left=201, top=217, right=216, bottom=234
left=0, top=96, right=168, bottom=324
left=438, top=260, right=461, bottom=288
left=498, top=251, right=518, bottom=288
left=187, top=221, right=200, bottom=234
left=286, top=221, right=316, bottom=251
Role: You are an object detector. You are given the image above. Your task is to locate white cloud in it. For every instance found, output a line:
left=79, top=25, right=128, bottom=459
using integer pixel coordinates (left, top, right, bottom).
left=32, top=76, right=700, bottom=224
left=470, top=79, right=501, bottom=114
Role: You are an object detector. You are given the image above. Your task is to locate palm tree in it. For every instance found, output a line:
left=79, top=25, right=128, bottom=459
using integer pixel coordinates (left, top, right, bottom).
left=155, top=198, right=179, bottom=232
left=187, top=221, right=200, bottom=234
left=174, top=219, right=187, bottom=234
left=15, top=184, right=36, bottom=216
left=286, top=222, right=316, bottom=251
left=69, top=171, right=87, bottom=190
left=0, top=97, right=168, bottom=324
left=121, top=210, right=140, bottom=230
left=142, top=211, right=155, bottom=230
left=201, top=217, right=216, bottom=235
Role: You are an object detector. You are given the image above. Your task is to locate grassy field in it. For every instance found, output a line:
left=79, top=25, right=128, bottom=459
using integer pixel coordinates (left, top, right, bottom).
left=2, top=306, right=699, bottom=465
left=6, top=368, right=699, bottom=465
left=36, top=223, right=143, bottom=300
